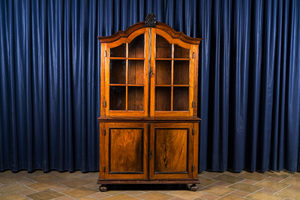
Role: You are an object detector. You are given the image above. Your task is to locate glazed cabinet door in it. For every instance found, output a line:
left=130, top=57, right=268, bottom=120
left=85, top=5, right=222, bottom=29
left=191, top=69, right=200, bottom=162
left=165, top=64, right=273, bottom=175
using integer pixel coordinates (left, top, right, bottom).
left=104, top=28, right=150, bottom=117
left=149, top=123, right=199, bottom=179
left=99, top=123, right=148, bottom=180
left=150, top=28, right=196, bottom=117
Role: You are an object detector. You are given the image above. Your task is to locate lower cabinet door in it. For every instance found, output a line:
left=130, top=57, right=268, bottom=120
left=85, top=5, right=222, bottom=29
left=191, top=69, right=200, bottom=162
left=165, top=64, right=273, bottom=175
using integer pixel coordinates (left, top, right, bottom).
left=100, top=123, right=148, bottom=180
left=149, top=123, right=197, bottom=179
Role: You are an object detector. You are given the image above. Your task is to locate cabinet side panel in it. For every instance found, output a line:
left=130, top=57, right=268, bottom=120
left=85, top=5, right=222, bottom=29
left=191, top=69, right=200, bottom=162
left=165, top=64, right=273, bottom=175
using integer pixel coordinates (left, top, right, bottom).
left=194, top=45, right=199, bottom=116
left=99, top=123, right=106, bottom=179
left=100, top=44, right=106, bottom=116
left=193, top=123, right=199, bottom=178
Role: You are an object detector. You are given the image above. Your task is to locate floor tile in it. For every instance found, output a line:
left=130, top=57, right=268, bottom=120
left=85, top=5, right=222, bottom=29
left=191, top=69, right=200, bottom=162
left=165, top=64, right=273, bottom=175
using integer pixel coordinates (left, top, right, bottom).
left=27, top=189, right=64, bottom=200
left=218, top=195, right=245, bottom=200
left=89, top=191, right=112, bottom=199
left=274, top=188, right=300, bottom=200
left=255, top=180, right=288, bottom=190
left=199, top=172, right=222, bottom=179
left=51, top=185, right=71, bottom=192
left=16, top=177, right=37, bottom=185
left=17, top=188, right=38, bottom=195
left=239, top=172, right=268, bottom=181
left=0, top=183, right=27, bottom=194
left=247, top=191, right=282, bottom=200
left=61, top=178, right=90, bottom=188
left=84, top=183, right=100, bottom=191
left=213, top=174, right=244, bottom=184
left=124, top=190, right=146, bottom=196
left=260, top=187, right=279, bottom=195
left=102, top=193, right=140, bottom=200
left=167, top=190, right=204, bottom=200
left=197, top=193, right=219, bottom=200
left=55, top=196, right=77, bottom=200
left=267, top=171, right=290, bottom=179
left=229, top=183, right=262, bottom=193
left=280, top=177, right=300, bottom=187
left=240, top=179, right=257, bottom=185
left=198, top=177, right=217, bottom=186
left=287, top=184, right=300, bottom=191
left=266, top=176, right=284, bottom=182
left=229, top=190, right=250, bottom=197
left=212, top=181, right=233, bottom=187
left=27, top=182, right=58, bottom=191
left=202, top=186, right=233, bottom=196
left=0, top=193, right=27, bottom=200
left=63, top=187, right=97, bottom=198
left=79, top=197, right=97, bottom=200
left=137, top=191, right=174, bottom=200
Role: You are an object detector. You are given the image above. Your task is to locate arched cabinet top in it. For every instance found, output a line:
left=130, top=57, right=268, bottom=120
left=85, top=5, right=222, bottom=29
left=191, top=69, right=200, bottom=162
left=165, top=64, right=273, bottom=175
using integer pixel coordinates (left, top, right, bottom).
left=98, top=21, right=203, bottom=45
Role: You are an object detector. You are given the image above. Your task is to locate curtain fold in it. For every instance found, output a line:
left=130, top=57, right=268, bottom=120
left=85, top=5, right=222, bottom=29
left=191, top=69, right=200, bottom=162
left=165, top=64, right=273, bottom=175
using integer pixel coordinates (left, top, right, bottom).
left=0, top=0, right=299, bottom=172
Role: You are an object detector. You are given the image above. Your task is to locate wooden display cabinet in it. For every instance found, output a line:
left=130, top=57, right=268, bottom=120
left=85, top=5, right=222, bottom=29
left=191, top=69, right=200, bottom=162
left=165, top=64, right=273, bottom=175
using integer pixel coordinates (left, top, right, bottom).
left=97, top=14, right=202, bottom=192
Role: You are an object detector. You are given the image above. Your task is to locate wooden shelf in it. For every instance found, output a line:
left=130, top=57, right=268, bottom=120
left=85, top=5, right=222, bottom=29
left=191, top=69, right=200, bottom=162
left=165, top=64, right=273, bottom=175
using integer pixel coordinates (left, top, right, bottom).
left=155, top=58, right=190, bottom=61
left=109, top=84, right=144, bottom=87
left=156, top=58, right=172, bottom=61
left=110, top=84, right=126, bottom=86
left=172, top=85, right=190, bottom=87
left=110, top=57, right=126, bottom=60
left=128, top=58, right=145, bottom=60
left=155, top=85, right=172, bottom=87
left=110, top=57, right=145, bottom=60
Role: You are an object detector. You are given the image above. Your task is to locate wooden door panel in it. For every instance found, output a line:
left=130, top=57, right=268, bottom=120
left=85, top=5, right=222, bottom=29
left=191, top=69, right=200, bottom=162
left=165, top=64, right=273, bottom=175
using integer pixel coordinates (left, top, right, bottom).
left=155, top=129, right=188, bottom=173
left=110, top=128, right=143, bottom=173
left=101, top=123, right=148, bottom=180
left=150, top=123, right=195, bottom=179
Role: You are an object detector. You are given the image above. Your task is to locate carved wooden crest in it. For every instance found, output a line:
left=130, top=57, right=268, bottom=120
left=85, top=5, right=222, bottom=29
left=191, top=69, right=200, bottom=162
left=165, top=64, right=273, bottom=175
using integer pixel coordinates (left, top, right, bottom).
left=145, top=13, right=156, bottom=27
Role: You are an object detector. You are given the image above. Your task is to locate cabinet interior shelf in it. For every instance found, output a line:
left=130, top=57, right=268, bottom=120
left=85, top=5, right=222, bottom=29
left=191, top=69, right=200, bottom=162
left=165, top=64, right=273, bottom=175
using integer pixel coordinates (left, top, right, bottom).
left=110, top=84, right=145, bottom=87
left=110, top=57, right=145, bottom=60
left=156, top=58, right=190, bottom=61
left=155, top=85, right=189, bottom=87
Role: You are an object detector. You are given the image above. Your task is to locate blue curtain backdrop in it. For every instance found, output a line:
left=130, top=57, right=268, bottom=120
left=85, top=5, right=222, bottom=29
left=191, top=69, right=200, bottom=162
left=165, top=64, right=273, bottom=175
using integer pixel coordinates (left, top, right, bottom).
left=0, top=0, right=299, bottom=172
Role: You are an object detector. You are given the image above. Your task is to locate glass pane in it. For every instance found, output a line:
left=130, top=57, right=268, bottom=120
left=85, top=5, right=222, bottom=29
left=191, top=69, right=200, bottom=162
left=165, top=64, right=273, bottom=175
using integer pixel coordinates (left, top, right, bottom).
left=155, top=87, right=171, bottom=111
left=110, top=44, right=126, bottom=57
left=156, top=61, right=171, bottom=85
left=174, top=61, right=189, bottom=85
left=173, top=87, right=189, bottom=111
left=174, top=45, right=190, bottom=58
left=110, top=60, right=126, bottom=84
left=128, top=60, right=144, bottom=84
left=110, top=86, right=126, bottom=110
left=156, top=35, right=171, bottom=58
left=128, top=87, right=144, bottom=111
left=128, top=34, right=144, bottom=58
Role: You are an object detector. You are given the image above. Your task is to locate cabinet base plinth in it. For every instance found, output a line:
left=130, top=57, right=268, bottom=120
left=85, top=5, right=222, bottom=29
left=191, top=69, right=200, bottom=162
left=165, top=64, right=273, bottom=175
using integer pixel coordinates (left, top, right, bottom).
left=97, top=179, right=200, bottom=185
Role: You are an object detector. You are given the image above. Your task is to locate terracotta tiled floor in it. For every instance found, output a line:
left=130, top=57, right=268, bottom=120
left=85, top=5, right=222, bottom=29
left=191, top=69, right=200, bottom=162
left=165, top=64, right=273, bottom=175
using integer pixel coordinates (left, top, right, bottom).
left=0, top=170, right=300, bottom=199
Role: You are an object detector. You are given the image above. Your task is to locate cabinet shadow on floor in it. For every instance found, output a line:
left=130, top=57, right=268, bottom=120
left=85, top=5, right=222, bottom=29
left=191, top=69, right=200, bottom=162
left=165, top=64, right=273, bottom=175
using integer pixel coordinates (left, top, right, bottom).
left=105, top=184, right=189, bottom=191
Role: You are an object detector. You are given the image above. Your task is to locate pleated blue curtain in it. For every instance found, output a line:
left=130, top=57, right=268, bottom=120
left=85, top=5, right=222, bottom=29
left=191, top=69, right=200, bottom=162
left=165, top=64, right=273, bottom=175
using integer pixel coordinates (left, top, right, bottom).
left=0, top=0, right=299, bottom=172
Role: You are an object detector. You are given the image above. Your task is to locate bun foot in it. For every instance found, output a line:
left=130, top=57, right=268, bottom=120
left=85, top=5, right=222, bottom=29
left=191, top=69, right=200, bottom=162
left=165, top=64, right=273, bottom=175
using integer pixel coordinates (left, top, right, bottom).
left=99, top=185, right=108, bottom=192
left=190, top=184, right=197, bottom=191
